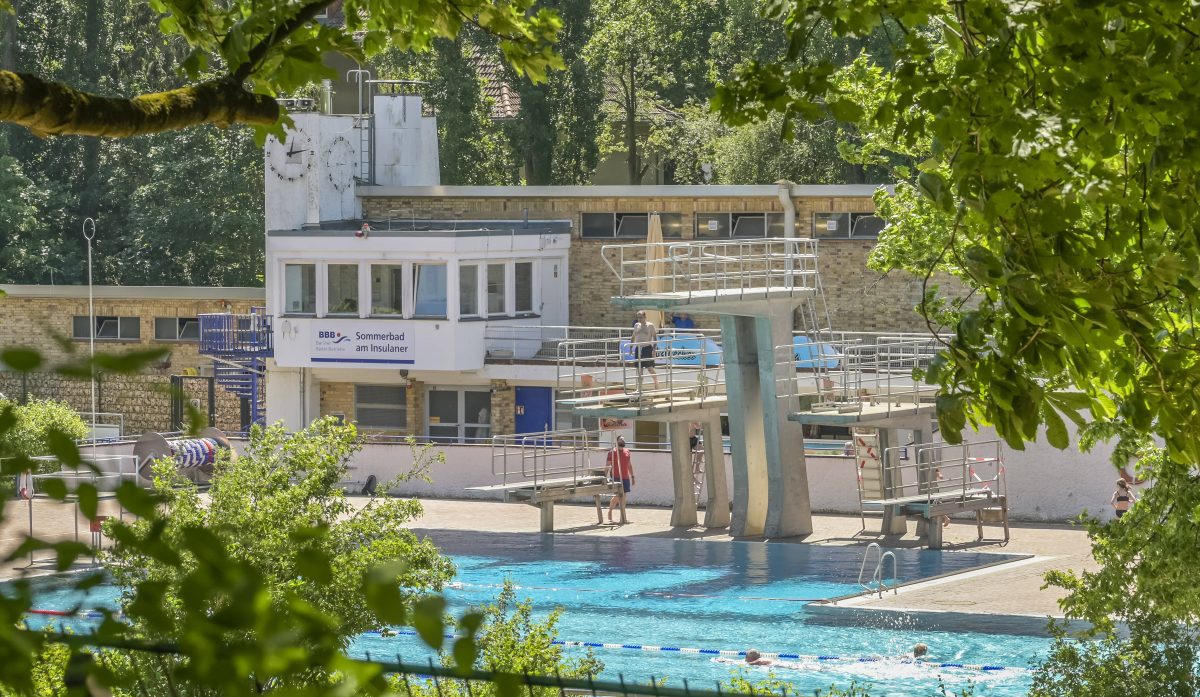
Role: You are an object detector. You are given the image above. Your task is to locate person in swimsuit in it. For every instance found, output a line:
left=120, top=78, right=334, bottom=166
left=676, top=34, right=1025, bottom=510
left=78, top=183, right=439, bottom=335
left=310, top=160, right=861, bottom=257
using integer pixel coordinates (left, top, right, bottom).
left=1111, top=478, right=1136, bottom=519
left=606, top=436, right=635, bottom=524
left=631, top=311, right=659, bottom=394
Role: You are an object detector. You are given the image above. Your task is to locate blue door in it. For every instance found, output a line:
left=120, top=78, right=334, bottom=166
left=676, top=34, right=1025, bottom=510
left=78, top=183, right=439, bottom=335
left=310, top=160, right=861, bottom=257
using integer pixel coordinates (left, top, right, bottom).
left=514, top=386, right=554, bottom=434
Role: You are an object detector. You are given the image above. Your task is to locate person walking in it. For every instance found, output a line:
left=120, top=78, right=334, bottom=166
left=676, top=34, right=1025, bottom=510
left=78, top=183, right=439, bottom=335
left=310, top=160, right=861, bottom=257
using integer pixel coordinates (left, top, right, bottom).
left=1111, top=478, right=1137, bottom=519
left=606, top=436, right=636, bottom=524
left=631, top=310, right=659, bottom=397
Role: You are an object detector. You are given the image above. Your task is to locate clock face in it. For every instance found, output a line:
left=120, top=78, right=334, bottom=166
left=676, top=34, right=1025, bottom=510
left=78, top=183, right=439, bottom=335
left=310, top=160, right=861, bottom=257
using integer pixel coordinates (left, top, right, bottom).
left=266, top=127, right=314, bottom=182
left=323, top=135, right=357, bottom=192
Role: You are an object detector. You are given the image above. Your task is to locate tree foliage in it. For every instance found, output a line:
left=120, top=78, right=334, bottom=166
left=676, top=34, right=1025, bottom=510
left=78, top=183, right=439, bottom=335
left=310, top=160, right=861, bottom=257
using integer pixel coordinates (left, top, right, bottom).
left=0, top=397, right=88, bottom=470
left=0, top=0, right=564, bottom=138
left=718, top=0, right=1200, bottom=690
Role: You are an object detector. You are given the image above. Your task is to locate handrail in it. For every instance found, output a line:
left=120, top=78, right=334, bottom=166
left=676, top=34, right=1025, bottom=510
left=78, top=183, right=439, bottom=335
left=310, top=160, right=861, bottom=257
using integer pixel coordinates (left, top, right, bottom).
left=198, top=312, right=273, bottom=356
left=874, top=550, right=898, bottom=597
left=857, top=542, right=882, bottom=589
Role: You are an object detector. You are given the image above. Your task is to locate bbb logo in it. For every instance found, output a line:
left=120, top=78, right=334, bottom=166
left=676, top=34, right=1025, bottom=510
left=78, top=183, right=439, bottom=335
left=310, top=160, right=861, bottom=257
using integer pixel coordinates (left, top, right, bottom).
left=319, top=331, right=350, bottom=344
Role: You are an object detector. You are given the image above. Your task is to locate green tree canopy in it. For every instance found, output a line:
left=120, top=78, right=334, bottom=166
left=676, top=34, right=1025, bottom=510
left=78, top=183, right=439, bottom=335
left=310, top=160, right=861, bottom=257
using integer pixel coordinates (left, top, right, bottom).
left=0, top=0, right=564, bottom=138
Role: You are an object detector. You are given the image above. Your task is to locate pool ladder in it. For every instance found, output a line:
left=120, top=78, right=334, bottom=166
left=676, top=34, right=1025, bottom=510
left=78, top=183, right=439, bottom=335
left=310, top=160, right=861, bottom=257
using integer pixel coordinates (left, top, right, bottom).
left=857, top=542, right=898, bottom=597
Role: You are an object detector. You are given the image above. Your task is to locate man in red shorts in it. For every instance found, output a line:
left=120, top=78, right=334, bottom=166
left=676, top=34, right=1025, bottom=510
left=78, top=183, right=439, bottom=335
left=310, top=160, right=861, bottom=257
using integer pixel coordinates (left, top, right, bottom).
left=606, top=436, right=636, bottom=524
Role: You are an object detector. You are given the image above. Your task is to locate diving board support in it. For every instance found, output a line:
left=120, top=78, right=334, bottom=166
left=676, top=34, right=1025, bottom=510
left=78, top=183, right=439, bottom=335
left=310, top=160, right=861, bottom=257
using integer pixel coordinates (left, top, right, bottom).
left=669, top=421, right=698, bottom=527
left=721, top=309, right=812, bottom=538
left=701, top=411, right=730, bottom=528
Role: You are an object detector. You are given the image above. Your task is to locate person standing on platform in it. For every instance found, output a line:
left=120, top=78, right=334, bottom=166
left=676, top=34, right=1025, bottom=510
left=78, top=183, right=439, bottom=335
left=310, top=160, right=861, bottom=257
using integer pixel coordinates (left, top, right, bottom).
left=631, top=310, right=659, bottom=396
left=606, top=436, right=636, bottom=524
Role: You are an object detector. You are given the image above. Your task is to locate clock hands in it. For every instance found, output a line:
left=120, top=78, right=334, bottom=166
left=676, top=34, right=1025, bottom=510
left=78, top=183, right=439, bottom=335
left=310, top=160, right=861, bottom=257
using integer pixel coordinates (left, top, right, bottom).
left=286, top=144, right=309, bottom=158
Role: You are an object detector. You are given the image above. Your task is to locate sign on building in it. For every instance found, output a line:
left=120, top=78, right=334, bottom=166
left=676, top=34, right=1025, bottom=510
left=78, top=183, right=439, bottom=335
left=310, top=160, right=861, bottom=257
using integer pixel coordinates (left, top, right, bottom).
left=312, top=323, right=415, bottom=364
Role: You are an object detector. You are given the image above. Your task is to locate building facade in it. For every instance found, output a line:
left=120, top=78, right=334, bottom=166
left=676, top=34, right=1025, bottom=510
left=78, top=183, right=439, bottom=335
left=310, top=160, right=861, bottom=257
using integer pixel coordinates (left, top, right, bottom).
left=0, top=285, right=263, bottom=434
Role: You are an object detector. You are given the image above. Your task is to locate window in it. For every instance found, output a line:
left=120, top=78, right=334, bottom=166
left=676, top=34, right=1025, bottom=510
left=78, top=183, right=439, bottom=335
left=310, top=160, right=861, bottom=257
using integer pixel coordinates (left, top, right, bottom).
left=767, top=212, right=787, bottom=237
left=354, top=384, right=407, bottom=430
left=514, top=262, right=534, bottom=314
left=851, top=213, right=886, bottom=238
left=487, top=264, right=506, bottom=316
left=284, top=263, right=316, bottom=314
left=813, top=212, right=885, bottom=238
left=581, top=213, right=615, bottom=238
left=371, top=264, right=404, bottom=316
left=732, top=213, right=766, bottom=237
left=459, top=264, right=480, bottom=317
left=327, top=264, right=359, bottom=315
left=695, top=213, right=731, bottom=238
left=580, top=212, right=684, bottom=238
left=427, top=388, right=492, bottom=443
left=615, top=213, right=648, bottom=237
left=413, top=264, right=447, bottom=318
left=73, top=316, right=140, bottom=341
left=154, top=317, right=199, bottom=341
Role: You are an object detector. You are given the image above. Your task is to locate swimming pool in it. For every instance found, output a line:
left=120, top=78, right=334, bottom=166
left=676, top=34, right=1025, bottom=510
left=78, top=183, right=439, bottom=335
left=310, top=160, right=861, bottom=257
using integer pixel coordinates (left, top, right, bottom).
left=19, top=530, right=1051, bottom=696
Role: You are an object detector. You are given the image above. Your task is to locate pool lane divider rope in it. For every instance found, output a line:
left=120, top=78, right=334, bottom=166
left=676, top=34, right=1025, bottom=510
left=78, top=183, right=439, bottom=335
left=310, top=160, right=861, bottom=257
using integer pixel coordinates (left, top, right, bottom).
left=27, top=609, right=1030, bottom=673
left=446, top=581, right=831, bottom=603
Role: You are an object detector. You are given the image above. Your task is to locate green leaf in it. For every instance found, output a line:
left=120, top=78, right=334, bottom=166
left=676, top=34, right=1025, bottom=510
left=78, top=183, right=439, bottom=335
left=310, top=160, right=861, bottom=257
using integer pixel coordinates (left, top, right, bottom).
left=295, top=549, right=332, bottom=584
left=452, top=636, right=477, bottom=674
left=115, top=481, right=161, bottom=518
left=41, top=477, right=68, bottom=501
left=53, top=541, right=92, bottom=571
left=413, top=596, right=447, bottom=650
left=363, top=562, right=410, bottom=625
left=46, top=428, right=82, bottom=468
left=0, top=348, right=42, bottom=372
left=77, top=483, right=99, bottom=520
left=1044, top=405, right=1069, bottom=450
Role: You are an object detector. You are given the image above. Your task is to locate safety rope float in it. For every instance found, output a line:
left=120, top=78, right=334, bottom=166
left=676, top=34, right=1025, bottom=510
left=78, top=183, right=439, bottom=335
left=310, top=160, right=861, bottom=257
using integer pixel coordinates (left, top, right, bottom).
left=27, top=610, right=1032, bottom=674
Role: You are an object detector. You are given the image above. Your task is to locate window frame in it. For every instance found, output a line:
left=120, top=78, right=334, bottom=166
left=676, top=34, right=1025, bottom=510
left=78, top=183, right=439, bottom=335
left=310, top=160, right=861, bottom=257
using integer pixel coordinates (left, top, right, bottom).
left=326, top=263, right=360, bottom=316
left=426, top=387, right=493, bottom=443
left=282, top=262, right=317, bottom=316
left=514, top=261, right=535, bottom=315
left=353, top=384, right=408, bottom=431
left=813, top=211, right=884, bottom=239
left=459, top=263, right=481, bottom=318
left=412, top=263, right=449, bottom=319
left=154, top=317, right=200, bottom=342
left=486, top=263, right=507, bottom=317
left=73, top=315, right=140, bottom=342
left=368, top=263, right=405, bottom=317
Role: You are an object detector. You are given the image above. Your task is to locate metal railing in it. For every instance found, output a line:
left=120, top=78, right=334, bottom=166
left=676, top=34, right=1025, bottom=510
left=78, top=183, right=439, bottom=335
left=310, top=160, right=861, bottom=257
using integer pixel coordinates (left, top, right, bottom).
left=555, top=332, right=726, bottom=408
left=600, top=239, right=823, bottom=301
left=485, top=325, right=722, bottom=363
left=198, top=307, right=273, bottom=356
left=490, top=428, right=605, bottom=488
left=785, top=334, right=943, bottom=417
left=877, top=439, right=1005, bottom=505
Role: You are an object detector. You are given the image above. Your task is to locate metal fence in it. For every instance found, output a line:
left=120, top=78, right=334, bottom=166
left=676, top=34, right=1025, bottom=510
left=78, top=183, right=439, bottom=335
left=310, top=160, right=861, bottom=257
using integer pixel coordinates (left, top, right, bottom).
left=600, top=239, right=823, bottom=301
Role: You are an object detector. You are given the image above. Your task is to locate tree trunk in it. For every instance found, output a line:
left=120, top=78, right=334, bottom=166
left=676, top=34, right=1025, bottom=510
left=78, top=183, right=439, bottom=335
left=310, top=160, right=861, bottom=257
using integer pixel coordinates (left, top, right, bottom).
left=1, top=0, right=17, bottom=72
left=625, top=57, right=640, bottom=184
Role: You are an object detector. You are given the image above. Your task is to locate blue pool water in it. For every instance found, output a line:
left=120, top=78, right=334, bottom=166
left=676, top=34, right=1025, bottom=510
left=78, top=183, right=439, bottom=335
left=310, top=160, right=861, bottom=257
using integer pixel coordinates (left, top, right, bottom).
left=18, top=530, right=1052, bottom=696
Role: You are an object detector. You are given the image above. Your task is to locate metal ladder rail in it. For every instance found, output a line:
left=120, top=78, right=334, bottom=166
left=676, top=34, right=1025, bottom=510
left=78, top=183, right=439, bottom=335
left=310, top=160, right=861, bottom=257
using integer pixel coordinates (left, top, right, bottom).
left=874, top=551, right=898, bottom=597
left=857, top=542, right=882, bottom=590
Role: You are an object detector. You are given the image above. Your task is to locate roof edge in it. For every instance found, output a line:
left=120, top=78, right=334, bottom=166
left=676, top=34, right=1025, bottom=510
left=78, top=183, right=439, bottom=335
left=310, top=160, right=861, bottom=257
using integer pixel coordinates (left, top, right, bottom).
left=356, top=184, right=889, bottom=199
left=0, top=285, right=265, bottom=300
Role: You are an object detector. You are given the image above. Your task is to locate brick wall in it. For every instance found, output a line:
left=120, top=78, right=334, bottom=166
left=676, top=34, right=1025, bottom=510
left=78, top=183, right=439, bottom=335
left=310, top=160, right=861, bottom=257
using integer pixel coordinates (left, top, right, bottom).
left=0, top=371, right=244, bottom=435
left=0, top=293, right=260, bottom=436
left=489, top=380, right=514, bottom=435
left=358, top=194, right=965, bottom=333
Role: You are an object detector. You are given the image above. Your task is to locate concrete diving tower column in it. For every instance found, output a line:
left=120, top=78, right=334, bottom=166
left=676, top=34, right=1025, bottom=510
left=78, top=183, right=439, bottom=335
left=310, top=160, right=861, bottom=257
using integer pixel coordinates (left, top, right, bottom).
left=602, top=238, right=826, bottom=538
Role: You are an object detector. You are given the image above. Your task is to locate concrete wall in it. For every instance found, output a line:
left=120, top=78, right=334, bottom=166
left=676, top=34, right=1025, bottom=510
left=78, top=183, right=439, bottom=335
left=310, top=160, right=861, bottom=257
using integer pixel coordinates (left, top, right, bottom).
left=74, top=419, right=1128, bottom=523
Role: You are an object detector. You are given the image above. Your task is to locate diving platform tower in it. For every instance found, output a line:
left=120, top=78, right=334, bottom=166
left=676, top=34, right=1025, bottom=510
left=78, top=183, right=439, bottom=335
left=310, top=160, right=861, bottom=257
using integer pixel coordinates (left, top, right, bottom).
left=559, top=238, right=832, bottom=538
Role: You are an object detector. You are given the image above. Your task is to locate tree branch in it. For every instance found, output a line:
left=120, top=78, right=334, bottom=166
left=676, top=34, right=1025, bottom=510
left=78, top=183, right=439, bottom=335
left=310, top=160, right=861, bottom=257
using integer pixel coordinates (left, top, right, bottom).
left=234, top=0, right=340, bottom=82
left=0, top=71, right=279, bottom=137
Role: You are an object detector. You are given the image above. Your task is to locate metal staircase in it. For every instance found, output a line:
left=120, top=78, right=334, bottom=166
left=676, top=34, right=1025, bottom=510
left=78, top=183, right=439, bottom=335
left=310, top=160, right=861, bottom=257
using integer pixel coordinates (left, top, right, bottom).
left=198, top=307, right=273, bottom=430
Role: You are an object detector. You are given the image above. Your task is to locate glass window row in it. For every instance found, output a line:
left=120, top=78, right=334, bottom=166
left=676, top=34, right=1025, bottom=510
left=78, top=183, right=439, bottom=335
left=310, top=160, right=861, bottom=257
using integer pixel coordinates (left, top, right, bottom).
left=283, top=260, right=537, bottom=319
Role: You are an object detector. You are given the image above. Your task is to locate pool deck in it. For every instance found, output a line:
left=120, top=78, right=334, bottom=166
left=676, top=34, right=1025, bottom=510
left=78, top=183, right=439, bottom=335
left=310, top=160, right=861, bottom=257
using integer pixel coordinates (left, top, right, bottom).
left=0, top=497, right=1094, bottom=620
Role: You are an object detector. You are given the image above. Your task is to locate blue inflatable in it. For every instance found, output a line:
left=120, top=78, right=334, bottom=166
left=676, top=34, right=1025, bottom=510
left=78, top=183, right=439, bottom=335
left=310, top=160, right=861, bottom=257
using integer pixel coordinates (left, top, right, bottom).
left=620, top=334, right=723, bottom=367
left=794, top=336, right=841, bottom=369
